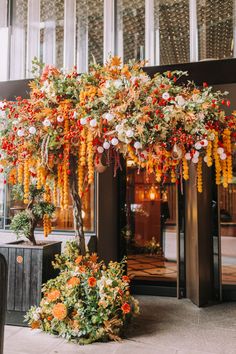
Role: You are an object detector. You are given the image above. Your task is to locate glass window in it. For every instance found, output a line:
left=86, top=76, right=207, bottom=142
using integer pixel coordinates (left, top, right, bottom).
left=197, top=0, right=234, bottom=60
left=156, top=0, right=190, bottom=65
left=125, top=166, right=177, bottom=282
left=40, top=0, right=64, bottom=68
left=116, top=0, right=145, bottom=62
left=76, top=0, right=104, bottom=71
left=10, top=0, right=28, bottom=79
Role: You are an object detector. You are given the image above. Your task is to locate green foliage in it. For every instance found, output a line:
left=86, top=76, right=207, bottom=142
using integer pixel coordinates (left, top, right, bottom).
left=10, top=211, right=32, bottom=239
left=10, top=184, right=55, bottom=241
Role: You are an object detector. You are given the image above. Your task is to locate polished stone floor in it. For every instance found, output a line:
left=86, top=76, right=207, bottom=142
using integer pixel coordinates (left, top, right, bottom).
left=4, top=295, right=236, bottom=354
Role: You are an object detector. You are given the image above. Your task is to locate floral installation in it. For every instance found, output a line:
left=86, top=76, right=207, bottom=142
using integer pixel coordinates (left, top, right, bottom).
left=25, top=241, right=139, bottom=344
left=0, top=57, right=235, bottom=250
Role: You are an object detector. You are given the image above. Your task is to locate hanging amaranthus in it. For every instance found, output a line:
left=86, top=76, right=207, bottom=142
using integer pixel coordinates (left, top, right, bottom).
left=213, top=132, right=221, bottom=185
left=43, top=184, right=52, bottom=237
left=87, top=130, right=94, bottom=184
left=197, top=156, right=203, bottom=193
left=223, top=128, right=233, bottom=183
left=23, top=159, right=30, bottom=204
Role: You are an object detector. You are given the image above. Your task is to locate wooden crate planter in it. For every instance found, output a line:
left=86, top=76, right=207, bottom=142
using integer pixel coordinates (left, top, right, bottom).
left=0, top=241, right=61, bottom=326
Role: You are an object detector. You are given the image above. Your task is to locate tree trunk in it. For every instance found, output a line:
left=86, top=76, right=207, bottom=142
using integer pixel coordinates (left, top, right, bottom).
left=27, top=201, right=37, bottom=246
left=69, top=155, right=86, bottom=255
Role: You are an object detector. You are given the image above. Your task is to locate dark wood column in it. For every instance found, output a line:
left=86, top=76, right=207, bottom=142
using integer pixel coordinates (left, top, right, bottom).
left=185, top=163, right=215, bottom=306
left=96, top=167, right=119, bottom=263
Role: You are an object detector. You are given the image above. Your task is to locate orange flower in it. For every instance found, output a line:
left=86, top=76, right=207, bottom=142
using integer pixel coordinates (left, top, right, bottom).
left=111, top=56, right=121, bottom=67
left=67, top=277, right=80, bottom=287
left=79, top=266, right=86, bottom=273
left=122, top=275, right=130, bottom=283
left=90, top=253, right=98, bottom=263
left=47, top=290, right=61, bottom=302
left=31, top=321, right=40, bottom=329
left=47, top=316, right=53, bottom=321
left=88, top=277, right=97, bottom=287
left=52, top=303, right=67, bottom=320
left=75, top=255, right=83, bottom=265
left=121, top=302, right=131, bottom=314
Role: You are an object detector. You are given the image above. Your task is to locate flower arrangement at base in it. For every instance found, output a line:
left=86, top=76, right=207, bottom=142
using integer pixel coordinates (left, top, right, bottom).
left=25, top=241, right=139, bottom=344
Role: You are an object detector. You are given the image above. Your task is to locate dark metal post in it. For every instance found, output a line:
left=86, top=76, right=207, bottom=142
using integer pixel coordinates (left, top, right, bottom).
left=0, top=254, right=7, bottom=354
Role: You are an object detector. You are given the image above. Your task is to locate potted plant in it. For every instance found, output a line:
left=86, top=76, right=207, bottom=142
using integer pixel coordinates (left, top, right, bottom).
left=0, top=184, right=61, bottom=325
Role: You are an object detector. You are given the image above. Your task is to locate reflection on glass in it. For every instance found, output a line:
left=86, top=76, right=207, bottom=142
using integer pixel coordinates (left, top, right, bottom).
left=125, top=167, right=177, bottom=282
left=220, top=151, right=236, bottom=284
left=76, top=0, right=104, bottom=69
left=40, top=0, right=64, bottom=68
left=197, top=0, right=234, bottom=60
left=5, top=183, right=95, bottom=233
left=116, top=0, right=145, bottom=62
left=157, top=0, right=190, bottom=65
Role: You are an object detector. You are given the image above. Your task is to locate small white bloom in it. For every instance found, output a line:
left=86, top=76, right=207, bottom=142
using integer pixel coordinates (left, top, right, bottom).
left=220, top=153, right=227, bottom=160
left=73, top=111, right=78, bottom=119
left=35, top=307, right=42, bottom=314
left=114, top=79, right=123, bottom=89
left=185, top=152, right=191, bottom=160
left=97, top=146, right=104, bottom=154
left=195, top=142, right=202, bottom=150
left=162, top=92, right=170, bottom=100
left=0, top=102, right=5, bottom=109
left=193, top=151, right=199, bottom=158
left=202, top=139, right=208, bottom=147
left=29, top=126, right=36, bottom=135
left=111, top=138, right=119, bottom=146
left=90, top=119, right=97, bottom=127
left=105, top=80, right=111, bottom=89
left=115, top=124, right=123, bottom=133
left=17, top=129, right=24, bottom=137
left=103, top=141, right=110, bottom=150
left=204, top=156, right=208, bottom=163
left=33, top=313, right=40, bottom=321
left=134, top=141, right=142, bottom=149
left=57, top=115, right=64, bottom=123
left=80, top=118, right=87, bottom=125
left=43, top=119, right=51, bottom=127
left=103, top=113, right=114, bottom=121
left=217, top=147, right=224, bottom=155
left=192, top=157, right=199, bottom=164
left=126, top=130, right=134, bottom=138
left=176, top=95, right=185, bottom=106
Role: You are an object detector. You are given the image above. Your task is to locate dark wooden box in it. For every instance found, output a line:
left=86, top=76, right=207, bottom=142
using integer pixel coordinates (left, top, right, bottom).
left=0, top=240, right=61, bottom=326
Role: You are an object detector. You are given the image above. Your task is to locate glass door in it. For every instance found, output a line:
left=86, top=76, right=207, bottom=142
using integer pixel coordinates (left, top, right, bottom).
left=122, top=163, right=182, bottom=296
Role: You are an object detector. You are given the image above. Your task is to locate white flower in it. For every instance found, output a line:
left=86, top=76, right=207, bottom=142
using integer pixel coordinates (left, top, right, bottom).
left=126, top=130, right=134, bottom=138
left=134, top=141, right=142, bottom=149
left=0, top=102, right=5, bottom=109
left=29, top=126, right=36, bottom=135
left=217, top=147, right=224, bottom=155
left=33, top=313, right=40, bottom=321
left=111, top=138, right=119, bottom=146
left=105, top=80, right=111, bottom=89
left=73, top=111, right=78, bottom=119
left=185, top=152, right=191, bottom=160
left=204, top=156, right=208, bottom=163
left=202, top=139, right=208, bottom=147
left=176, top=95, right=185, bottom=106
left=192, top=157, right=199, bottom=164
left=43, top=119, right=51, bottom=127
left=220, top=153, right=227, bottom=160
left=103, top=141, right=110, bottom=150
left=57, top=115, right=64, bottom=123
left=35, top=307, right=42, bottom=314
left=162, top=92, right=170, bottom=100
left=80, top=118, right=87, bottom=125
left=197, top=112, right=205, bottom=121
left=193, top=151, right=199, bottom=158
left=103, top=113, right=114, bottom=121
left=97, top=146, right=104, bottom=154
left=114, top=79, right=123, bottom=89
left=195, top=142, right=202, bottom=150
left=115, top=124, right=123, bottom=133
left=17, top=129, right=24, bottom=137
left=90, top=119, right=97, bottom=127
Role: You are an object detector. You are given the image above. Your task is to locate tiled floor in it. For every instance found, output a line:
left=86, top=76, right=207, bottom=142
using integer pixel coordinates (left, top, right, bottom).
left=127, top=254, right=236, bottom=284
left=4, top=296, right=236, bottom=354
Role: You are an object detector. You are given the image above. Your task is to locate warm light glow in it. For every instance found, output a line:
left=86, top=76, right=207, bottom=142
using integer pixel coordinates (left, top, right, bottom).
left=162, top=190, right=168, bottom=202
left=149, top=185, right=156, bottom=201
